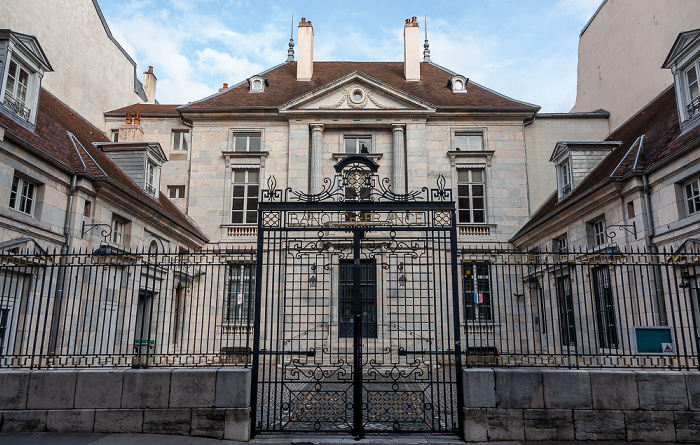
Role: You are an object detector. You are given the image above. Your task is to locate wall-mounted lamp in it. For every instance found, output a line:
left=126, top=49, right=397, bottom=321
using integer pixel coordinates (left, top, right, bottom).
left=679, top=280, right=691, bottom=289
left=309, top=275, right=317, bottom=287
left=398, top=274, right=407, bottom=287
left=513, top=292, right=524, bottom=298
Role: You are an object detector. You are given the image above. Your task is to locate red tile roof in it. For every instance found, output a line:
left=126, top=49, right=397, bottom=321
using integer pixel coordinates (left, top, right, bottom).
left=512, top=86, right=700, bottom=240
left=0, top=90, right=206, bottom=242
left=106, top=104, right=180, bottom=117
left=104, top=62, right=539, bottom=115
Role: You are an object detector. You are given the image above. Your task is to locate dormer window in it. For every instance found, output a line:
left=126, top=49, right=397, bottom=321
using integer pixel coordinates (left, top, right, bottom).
left=145, top=162, right=159, bottom=197
left=663, top=28, right=700, bottom=130
left=248, top=75, right=267, bottom=93
left=0, top=30, right=53, bottom=127
left=449, top=75, right=468, bottom=93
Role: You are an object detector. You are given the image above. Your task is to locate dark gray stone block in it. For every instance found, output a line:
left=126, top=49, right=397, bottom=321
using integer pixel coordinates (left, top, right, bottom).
left=524, top=408, right=574, bottom=441
left=590, top=370, right=639, bottom=410
left=27, top=370, right=77, bottom=410
left=94, top=409, right=143, bottom=433
left=0, top=370, right=30, bottom=409
left=495, top=369, right=543, bottom=408
left=574, top=409, right=625, bottom=441
left=1, top=410, right=47, bottom=432
left=224, top=408, right=250, bottom=441
left=216, top=369, right=251, bottom=408
left=121, top=369, right=171, bottom=409
left=191, top=408, right=225, bottom=438
left=170, top=369, right=216, bottom=408
left=462, top=407, right=488, bottom=442
left=46, top=409, right=95, bottom=433
left=637, top=371, right=688, bottom=410
left=685, top=372, right=700, bottom=411
left=75, top=370, right=125, bottom=409
left=463, top=369, right=495, bottom=408
left=542, top=370, right=591, bottom=409
left=625, top=410, right=675, bottom=442
left=486, top=408, right=524, bottom=441
left=143, top=409, right=191, bottom=435
left=675, top=411, right=700, bottom=443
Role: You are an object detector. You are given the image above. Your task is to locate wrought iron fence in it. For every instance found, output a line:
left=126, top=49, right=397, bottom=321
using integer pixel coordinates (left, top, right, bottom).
left=0, top=248, right=255, bottom=368
left=460, top=246, right=700, bottom=369
left=1, top=245, right=699, bottom=370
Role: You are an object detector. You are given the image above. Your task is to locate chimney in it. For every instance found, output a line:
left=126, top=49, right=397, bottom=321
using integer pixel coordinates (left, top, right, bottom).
left=297, top=18, right=313, bottom=81
left=143, top=66, right=157, bottom=104
left=404, top=17, right=420, bottom=81
left=219, top=83, right=229, bottom=92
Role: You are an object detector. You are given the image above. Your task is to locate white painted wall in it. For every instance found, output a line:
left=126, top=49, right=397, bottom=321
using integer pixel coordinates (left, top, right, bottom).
left=1, top=0, right=145, bottom=131
left=571, top=0, right=700, bottom=132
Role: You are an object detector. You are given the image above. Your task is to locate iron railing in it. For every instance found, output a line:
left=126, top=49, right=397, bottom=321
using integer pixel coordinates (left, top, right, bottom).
left=0, top=248, right=255, bottom=368
left=1, top=246, right=699, bottom=370
left=460, top=246, right=700, bottom=369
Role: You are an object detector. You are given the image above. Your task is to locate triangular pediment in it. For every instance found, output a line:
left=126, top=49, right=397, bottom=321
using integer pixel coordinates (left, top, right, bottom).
left=662, top=28, right=700, bottom=69
left=279, top=71, right=436, bottom=112
left=0, top=30, right=53, bottom=72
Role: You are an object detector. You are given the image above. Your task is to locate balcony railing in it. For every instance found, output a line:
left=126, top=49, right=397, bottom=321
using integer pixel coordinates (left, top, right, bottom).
left=3, top=95, right=31, bottom=121
left=688, top=96, right=700, bottom=119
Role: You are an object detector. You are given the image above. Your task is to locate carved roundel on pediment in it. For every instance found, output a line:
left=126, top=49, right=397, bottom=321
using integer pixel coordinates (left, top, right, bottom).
left=319, top=84, right=395, bottom=109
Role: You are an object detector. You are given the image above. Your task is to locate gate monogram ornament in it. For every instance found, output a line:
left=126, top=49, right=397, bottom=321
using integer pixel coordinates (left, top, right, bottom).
left=252, top=155, right=464, bottom=438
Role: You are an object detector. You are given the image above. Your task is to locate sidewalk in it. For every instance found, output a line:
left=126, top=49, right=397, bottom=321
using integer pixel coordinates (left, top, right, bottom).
left=0, top=433, right=682, bottom=445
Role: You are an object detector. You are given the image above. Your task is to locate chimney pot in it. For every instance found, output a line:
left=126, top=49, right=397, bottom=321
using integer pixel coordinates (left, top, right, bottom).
left=223, top=83, right=228, bottom=89
left=148, top=66, right=153, bottom=73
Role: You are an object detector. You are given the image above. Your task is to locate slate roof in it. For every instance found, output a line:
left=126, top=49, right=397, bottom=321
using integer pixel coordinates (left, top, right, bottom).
left=511, top=86, right=700, bottom=241
left=105, top=62, right=538, bottom=115
left=0, top=89, right=206, bottom=242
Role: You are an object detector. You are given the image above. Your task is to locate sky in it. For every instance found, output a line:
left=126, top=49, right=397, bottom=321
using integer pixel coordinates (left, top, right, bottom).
left=99, top=0, right=604, bottom=112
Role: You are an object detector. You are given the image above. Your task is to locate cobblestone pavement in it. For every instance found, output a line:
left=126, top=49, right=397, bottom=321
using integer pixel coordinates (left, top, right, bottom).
left=0, top=433, right=683, bottom=445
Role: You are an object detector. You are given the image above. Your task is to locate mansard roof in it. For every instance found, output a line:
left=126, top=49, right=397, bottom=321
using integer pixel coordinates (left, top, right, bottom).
left=511, top=86, right=700, bottom=241
left=0, top=89, right=206, bottom=242
left=181, top=62, right=538, bottom=112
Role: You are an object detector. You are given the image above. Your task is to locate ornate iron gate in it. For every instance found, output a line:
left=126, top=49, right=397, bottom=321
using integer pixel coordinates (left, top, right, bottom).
left=252, top=155, right=463, bottom=438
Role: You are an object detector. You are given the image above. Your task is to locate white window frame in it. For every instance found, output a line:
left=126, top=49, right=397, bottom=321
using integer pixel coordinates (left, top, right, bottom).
left=685, top=176, right=700, bottom=216
left=111, top=218, right=125, bottom=245
left=9, top=176, right=36, bottom=215
left=171, top=130, right=189, bottom=151
left=2, top=56, right=34, bottom=122
left=230, top=169, right=259, bottom=225
left=232, top=132, right=261, bottom=152
left=111, top=130, right=119, bottom=142
left=344, top=135, right=372, bottom=154
left=591, top=218, right=606, bottom=248
left=557, top=158, right=573, bottom=199
left=456, top=168, right=486, bottom=224
left=168, top=185, right=186, bottom=199
left=454, top=133, right=484, bottom=151
left=555, top=235, right=568, bottom=254
left=685, top=61, right=700, bottom=120
left=145, top=162, right=159, bottom=197
left=225, top=263, right=255, bottom=325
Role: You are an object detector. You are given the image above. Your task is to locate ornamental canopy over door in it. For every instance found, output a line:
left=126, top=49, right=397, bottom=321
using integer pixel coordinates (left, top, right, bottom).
left=252, top=155, right=464, bottom=439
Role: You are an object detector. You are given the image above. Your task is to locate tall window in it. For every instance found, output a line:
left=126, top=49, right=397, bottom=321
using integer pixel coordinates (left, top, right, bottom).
left=555, top=275, right=576, bottom=346
left=463, top=262, right=492, bottom=321
left=3, top=58, right=31, bottom=121
left=111, top=217, right=128, bottom=245
left=454, top=133, right=483, bottom=151
left=457, top=169, right=485, bottom=224
left=339, top=259, right=377, bottom=338
left=226, top=263, right=255, bottom=325
left=687, top=63, right=700, bottom=118
left=344, top=136, right=371, bottom=154
left=172, top=130, right=189, bottom=151
left=555, top=235, right=568, bottom=254
left=232, top=133, right=261, bottom=152
left=557, top=159, right=573, bottom=198
left=590, top=218, right=606, bottom=248
left=145, top=162, right=158, bottom=197
left=9, top=176, right=36, bottom=215
left=685, top=176, right=700, bottom=216
left=231, top=170, right=259, bottom=224
left=592, top=266, right=618, bottom=348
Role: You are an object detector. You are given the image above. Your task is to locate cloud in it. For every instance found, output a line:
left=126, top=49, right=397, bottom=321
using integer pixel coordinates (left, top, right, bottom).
left=555, top=0, right=604, bottom=22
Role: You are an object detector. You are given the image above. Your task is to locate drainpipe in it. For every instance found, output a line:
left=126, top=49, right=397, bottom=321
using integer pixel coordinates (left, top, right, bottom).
left=50, top=175, right=77, bottom=355
left=643, top=174, right=667, bottom=325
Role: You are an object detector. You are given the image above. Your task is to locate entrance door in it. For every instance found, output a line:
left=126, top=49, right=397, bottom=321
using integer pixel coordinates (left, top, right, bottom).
left=339, top=259, right=377, bottom=338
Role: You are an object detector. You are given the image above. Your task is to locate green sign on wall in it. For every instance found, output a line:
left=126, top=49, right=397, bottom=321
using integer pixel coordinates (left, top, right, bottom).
left=634, top=327, right=675, bottom=355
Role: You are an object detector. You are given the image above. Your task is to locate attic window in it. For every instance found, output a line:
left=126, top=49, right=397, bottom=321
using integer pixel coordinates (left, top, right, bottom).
left=686, top=62, right=699, bottom=119
left=449, top=75, right=468, bottom=93
left=249, top=76, right=266, bottom=93
left=557, top=158, right=573, bottom=199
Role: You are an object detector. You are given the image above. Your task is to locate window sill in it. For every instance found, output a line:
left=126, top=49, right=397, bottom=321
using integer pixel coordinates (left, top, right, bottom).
left=448, top=150, right=494, bottom=167
left=332, top=152, right=383, bottom=161
left=221, top=150, right=269, bottom=158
